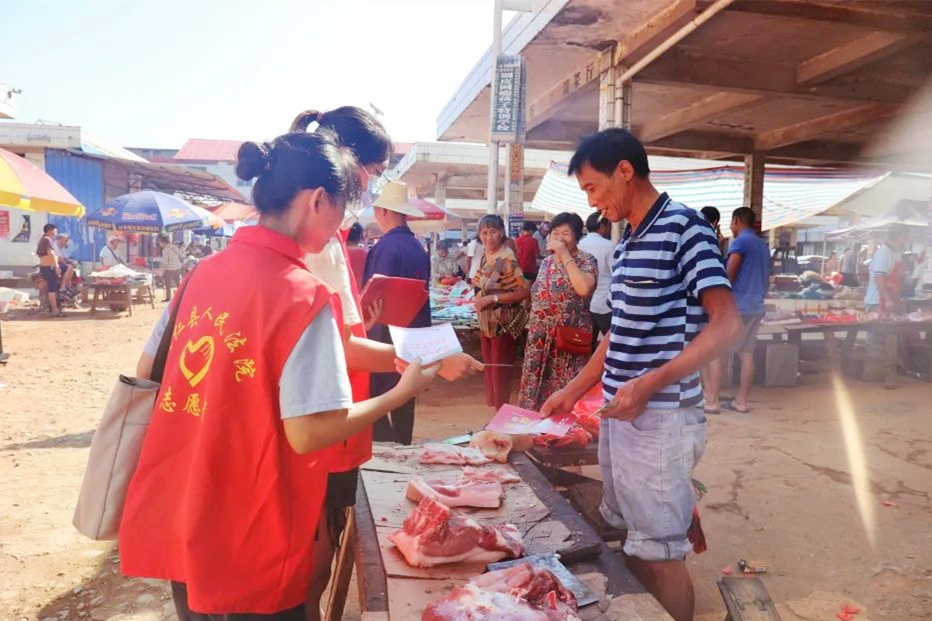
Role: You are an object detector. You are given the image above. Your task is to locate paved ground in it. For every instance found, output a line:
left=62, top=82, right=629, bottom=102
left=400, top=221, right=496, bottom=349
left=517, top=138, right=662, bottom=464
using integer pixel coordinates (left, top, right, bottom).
left=1, top=303, right=930, bottom=620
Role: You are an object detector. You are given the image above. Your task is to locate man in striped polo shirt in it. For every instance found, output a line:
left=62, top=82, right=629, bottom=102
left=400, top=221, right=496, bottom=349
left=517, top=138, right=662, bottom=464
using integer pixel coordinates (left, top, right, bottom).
left=542, top=129, right=741, bottom=621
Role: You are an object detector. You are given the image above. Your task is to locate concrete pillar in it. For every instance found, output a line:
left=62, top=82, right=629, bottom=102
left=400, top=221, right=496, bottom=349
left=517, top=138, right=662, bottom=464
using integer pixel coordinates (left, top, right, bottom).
left=434, top=179, right=447, bottom=207
left=609, top=68, right=633, bottom=244
left=599, top=57, right=616, bottom=129
left=744, top=150, right=765, bottom=233
left=503, top=143, right=513, bottom=222
left=487, top=143, right=500, bottom=215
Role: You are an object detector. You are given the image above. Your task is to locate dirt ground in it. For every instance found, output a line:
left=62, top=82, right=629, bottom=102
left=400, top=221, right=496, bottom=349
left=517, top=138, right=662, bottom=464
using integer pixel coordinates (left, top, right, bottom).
left=1, top=303, right=931, bottom=621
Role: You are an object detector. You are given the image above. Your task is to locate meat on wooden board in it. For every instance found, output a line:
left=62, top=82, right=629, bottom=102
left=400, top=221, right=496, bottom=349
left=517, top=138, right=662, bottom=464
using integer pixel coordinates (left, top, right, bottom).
left=461, top=466, right=521, bottom=484
left=388, top=497, right=524, bottom=567
left=406, top=475, right=505, bottom=509
left=419, top=443, right=494, bottom=466
left=422, top=563, right=581, bottom=621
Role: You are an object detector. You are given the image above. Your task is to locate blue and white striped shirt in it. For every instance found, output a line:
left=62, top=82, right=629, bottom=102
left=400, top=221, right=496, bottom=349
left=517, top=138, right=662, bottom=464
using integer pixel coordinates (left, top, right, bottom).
left=603, top=193, right=731, bottom=409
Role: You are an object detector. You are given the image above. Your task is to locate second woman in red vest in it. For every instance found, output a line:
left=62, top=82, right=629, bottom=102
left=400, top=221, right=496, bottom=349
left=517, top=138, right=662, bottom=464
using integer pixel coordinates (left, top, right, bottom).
left=121, top=129, right=441, bottom=620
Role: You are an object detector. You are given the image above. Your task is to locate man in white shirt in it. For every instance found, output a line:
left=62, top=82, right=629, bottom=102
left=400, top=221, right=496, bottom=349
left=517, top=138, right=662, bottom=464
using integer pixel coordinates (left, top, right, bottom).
left=98, top=237, right=123, bottom=269
left=865, top=227, right=906, bottom=313
left=465, top=237, right=481, bottom=281
left=577, top=213, right=614, bottom=343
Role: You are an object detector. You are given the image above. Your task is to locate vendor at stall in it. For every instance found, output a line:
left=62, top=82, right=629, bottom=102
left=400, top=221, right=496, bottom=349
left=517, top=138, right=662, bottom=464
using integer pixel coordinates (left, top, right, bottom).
left=865, top=226, right=907, bottom=313
left=97, top=236, right=123, bottom=270
left=363, top=180, right=432, bottom=445
left=542, top=129, right=741, bottom=621
left=430, top=240, right=461, bottom=285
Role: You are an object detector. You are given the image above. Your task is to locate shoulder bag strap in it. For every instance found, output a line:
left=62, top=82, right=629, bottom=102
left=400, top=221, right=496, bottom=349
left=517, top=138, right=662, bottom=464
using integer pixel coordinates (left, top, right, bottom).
left=150, top=264, right=198, bottom=383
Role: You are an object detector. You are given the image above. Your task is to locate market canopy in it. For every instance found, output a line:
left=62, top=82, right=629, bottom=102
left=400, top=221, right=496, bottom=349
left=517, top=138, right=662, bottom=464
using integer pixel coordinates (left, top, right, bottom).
left=827, top=199, right=929, bottom=240
left=212, top=201, right=259, bottom=223
left=0, top=147, right=85, bottom=217
left=532, top=162, right=883, bottom=236
left=824, top=172, right=932, bottom=218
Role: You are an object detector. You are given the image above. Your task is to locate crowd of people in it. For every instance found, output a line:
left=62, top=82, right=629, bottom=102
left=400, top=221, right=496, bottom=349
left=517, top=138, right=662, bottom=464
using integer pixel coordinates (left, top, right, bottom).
left=94, top=99, right=923, bottom=621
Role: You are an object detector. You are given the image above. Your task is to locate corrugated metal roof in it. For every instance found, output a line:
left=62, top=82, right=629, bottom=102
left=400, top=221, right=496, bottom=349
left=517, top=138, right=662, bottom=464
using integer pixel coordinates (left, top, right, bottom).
left=533, top=162, right=883, bottom=235
left=80, top=130, right=148, bottom=162
left=175, top=139, right=244, bottom=162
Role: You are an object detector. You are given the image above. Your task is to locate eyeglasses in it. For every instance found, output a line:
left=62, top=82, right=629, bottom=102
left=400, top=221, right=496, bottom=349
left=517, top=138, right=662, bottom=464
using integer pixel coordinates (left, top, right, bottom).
left=367, top=172, right=391, bottom=195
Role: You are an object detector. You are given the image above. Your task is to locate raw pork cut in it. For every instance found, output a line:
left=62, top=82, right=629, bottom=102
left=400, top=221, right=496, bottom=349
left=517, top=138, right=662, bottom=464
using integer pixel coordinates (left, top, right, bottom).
left=389, top=497, right=523, bottom=567
left=423, top=563, right=581, bottom=621
left=419, top=443, right=493, bottom=466
left=469, top=430, right=514, bottom=463
left=406, top=475, right=504, bottom=509
left=462, top=466, right=521, bottom=484
left=532, top=426, right=592, bottom=450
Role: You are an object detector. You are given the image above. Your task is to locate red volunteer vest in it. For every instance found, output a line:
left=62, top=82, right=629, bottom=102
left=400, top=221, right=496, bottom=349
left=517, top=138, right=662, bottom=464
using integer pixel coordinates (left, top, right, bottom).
left=320, top=230, right=372, bottom=472
left=120, top=226, right=340, bottom=614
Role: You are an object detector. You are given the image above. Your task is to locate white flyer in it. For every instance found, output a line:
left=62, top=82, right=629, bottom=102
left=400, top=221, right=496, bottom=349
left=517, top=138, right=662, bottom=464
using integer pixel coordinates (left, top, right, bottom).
left=388, top=323, right=463, bottom=365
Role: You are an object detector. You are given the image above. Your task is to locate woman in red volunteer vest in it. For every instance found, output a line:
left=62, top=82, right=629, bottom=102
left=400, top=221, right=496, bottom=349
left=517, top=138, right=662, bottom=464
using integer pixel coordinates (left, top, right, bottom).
left=292, top=107, right=483, bottom=621
left=120, top=130, right=442, bottom=620
left=289, top=107, right=399, bottom=620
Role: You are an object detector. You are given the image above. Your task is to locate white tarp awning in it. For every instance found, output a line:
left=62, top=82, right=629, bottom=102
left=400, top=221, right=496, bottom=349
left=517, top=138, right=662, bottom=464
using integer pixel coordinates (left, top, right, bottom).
left=533, top=162, right=883, bottom=236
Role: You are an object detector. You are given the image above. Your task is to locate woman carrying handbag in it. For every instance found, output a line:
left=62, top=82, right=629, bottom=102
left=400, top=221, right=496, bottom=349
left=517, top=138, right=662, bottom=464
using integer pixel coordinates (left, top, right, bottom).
left=116, top=130, right=447, bottom=621
left=518, top=212, right=597, bottom=411
left=471, top=214, right=530, bottom=410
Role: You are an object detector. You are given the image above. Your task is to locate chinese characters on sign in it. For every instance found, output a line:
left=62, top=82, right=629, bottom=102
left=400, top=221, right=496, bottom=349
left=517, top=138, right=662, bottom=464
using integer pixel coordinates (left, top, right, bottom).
left=0, top=211, right=9, bottom=238
left=490, top=55, right=527, bottom=143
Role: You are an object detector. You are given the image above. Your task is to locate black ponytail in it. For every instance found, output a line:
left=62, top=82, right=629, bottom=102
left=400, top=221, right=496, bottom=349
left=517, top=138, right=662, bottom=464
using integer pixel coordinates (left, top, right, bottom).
left=290, top=106, right=393, bottom=167
left=236, top=131, right=361, bottom=217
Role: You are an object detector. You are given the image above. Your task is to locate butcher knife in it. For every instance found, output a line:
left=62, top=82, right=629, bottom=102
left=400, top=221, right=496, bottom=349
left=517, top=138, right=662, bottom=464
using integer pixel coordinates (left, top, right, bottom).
left=486, top=553, right=598, bottom=607
left=441, top=432, right=473, bottom=445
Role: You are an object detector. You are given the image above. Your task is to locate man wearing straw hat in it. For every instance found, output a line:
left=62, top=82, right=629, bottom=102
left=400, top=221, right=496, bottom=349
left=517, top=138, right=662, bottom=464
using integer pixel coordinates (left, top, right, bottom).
left=362, top=181, right=431, bottom=445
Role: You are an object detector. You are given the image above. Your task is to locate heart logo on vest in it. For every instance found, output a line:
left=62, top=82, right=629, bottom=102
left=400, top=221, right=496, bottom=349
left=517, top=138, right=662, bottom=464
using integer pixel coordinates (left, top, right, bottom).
left=179, top=335, right=215, bottom=388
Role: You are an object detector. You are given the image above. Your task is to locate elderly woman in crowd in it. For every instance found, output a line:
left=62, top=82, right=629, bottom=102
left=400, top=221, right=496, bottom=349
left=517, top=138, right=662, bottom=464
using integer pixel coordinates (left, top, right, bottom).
left=472, top=214, right=530, bottom=409
left=431, top=239, right=461, bottom=284
left=518, top=212, right=597, bottom=411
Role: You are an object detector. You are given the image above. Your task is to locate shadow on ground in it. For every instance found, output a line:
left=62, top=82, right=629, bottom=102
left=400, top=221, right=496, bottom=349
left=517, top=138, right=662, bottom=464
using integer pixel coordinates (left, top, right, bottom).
left=2, top=431, right=95, bottom=451
left=37, top=543, right=172, bottom=621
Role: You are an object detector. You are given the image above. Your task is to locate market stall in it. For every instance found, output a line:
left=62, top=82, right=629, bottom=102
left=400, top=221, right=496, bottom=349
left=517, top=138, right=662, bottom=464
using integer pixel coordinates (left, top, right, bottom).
left=84, top=190, right=222, bottom=309
left=342, top=442, right=664, bottom=621
left=430, top=280, right=477, bottom=331
left=0, top=147, right=85, bottom=359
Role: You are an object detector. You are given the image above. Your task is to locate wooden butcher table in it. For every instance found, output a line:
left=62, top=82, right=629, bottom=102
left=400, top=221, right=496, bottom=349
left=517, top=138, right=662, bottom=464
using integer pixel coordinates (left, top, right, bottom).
left=340, top=442, right=669, bottom=621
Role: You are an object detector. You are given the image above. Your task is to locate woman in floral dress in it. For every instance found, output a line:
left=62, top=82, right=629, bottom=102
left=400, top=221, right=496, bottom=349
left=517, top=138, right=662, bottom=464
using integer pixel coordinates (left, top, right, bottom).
left=518, top=212, right=597, bottom=411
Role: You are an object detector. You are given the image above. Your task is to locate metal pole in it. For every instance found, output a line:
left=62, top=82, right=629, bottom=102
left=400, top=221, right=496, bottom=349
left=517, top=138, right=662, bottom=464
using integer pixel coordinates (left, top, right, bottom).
left=503, top=143, right=512, bottom=225
left=488, top=0, right=504, bottom=215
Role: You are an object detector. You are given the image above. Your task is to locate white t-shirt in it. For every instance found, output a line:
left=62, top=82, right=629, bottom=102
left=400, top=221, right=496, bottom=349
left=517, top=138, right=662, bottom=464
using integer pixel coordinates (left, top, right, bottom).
left=466, top=239, right=481, bottom=280
left=142, top=304, right=351, bottom=419
left=577, top=232, right=615, bottom=315
left=864, top=244, right=898, bottom=306
left=304, top=236, right=362, bottom=327
left=99, top=244, right=122, bottom=267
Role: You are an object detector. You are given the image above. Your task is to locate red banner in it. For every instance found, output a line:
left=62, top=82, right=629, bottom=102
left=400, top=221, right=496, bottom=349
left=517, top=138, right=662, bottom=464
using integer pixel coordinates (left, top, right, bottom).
left=0, top=210, right=10, bottom=238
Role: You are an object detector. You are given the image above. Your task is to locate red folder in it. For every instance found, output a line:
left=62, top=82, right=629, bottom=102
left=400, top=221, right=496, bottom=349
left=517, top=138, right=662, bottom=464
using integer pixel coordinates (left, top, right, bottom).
left=360, top=275, right=429, bottom=327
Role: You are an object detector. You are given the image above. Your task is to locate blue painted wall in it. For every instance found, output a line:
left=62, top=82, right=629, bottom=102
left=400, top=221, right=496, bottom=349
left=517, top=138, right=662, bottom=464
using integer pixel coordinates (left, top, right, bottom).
left=44, top=150, right=107, bottom=262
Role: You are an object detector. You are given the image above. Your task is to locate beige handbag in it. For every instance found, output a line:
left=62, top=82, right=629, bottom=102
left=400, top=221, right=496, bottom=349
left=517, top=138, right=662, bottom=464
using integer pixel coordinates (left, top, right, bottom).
left=72, top=269, right=194, bottom=540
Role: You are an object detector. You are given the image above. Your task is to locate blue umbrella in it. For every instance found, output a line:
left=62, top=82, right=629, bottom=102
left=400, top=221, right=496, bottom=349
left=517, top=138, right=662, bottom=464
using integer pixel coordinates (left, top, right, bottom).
left=87, top=190, right=211, bottom=233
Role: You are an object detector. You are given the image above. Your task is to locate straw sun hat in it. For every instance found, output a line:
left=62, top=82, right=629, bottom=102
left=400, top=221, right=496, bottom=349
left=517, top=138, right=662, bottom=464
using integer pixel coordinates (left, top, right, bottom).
left=372, top=181, right=425, bottom=218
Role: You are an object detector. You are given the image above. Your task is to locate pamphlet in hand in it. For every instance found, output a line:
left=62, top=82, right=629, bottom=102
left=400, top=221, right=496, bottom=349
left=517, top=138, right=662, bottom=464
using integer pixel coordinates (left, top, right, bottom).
left=485, top=404, right=576, bottom=437
left=388, top=323, right=463, bottom=366
left=360, top=275, right=429, bottom=327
